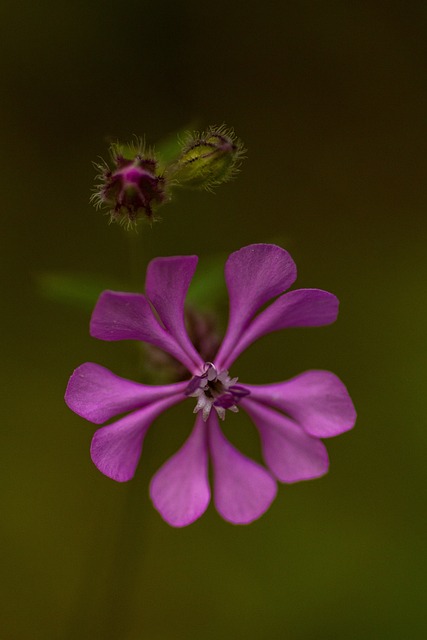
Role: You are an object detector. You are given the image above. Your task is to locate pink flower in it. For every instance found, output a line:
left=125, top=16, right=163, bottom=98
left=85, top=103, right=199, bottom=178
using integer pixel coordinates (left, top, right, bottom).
left=65, top=244, right=356, bottom=526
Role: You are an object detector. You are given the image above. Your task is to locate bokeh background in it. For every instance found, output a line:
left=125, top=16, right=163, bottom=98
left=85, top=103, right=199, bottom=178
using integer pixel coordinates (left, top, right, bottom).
left=2, top=1, right=426, bottom=638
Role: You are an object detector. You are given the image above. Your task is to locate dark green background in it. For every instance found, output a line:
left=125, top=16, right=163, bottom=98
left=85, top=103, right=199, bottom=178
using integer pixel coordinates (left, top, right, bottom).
left=2, top=1, right=426, bottom=638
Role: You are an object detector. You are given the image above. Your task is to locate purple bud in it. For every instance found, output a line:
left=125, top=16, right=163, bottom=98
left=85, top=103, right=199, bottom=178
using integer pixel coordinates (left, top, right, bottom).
left=91, top=141, right=167, bottom=227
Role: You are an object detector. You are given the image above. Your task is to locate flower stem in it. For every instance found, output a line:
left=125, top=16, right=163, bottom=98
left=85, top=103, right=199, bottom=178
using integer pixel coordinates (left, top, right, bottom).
left=128, top=229, right=148, bottom=290
left=64, top=477, right=147, bottom=638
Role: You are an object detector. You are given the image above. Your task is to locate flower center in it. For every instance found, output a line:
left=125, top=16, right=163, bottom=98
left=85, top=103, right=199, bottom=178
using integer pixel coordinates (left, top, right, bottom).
left=184, top=362, right=250, bottom=421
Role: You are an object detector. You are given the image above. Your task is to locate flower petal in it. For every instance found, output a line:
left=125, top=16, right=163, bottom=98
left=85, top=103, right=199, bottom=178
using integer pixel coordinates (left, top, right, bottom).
left=150, top=414, right=210, bottom=527
left=65, top=362, right=188, bottom=424
left=90, top=395, right=182, bottom=482
left=145, top=255, right=203, bottom=370
left=242, top=398, right=329, bottom=483
left=224, top=289, right=339, bottom=367
left=243, top=371, right=356, bottom=437
left=90, top=290, right=198, bottom=372
left=215, top=244, right=297, bottom=369
left=208, top=412, right=277, bottom=524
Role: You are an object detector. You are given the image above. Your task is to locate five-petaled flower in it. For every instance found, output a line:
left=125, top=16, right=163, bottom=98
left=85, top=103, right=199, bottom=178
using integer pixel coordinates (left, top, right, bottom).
left=65, top=244, right=356, bottom=527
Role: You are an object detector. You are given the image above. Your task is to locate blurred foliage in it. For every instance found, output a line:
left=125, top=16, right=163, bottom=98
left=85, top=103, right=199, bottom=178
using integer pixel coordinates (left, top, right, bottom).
left=155, top=123, right=198, bottom=170
left=35, top=252, right=227, bottom=314
left=35, top=271, right=126, bottom=312
left=186, top=253, right=228, bottom=311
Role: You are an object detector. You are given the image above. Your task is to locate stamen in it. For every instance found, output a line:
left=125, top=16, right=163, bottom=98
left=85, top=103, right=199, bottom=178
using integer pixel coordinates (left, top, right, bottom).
left=185, top=362, right=250, bottom=421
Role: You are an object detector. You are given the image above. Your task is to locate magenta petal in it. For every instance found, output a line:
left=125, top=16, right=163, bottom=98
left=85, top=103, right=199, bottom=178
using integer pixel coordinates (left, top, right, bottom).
left=90, top=395, right=182, bottom=482
left=90, top=290, right=198, bottom=372
left=65, top=362, right=188, bottom=424
left=90, top=290, right=163, bottom=341
left=242, top=398, right=329, bottom=483
left=225, top=289, right=339, bottom=367
left=145, top=256, right=203, bottom=369
left=215, top=244, right=297, bottom=369
left=208, top=412, right=277, bottom=524
left=243, top=371, right=356, bottom=437
left=150, top=414, right=210, bottom=527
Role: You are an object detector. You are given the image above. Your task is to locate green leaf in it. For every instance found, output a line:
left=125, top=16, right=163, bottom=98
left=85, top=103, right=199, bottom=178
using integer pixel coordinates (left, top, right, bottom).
left=35, top=271, right=127, bottom=311
left=187, top=254, right=227, bottom=311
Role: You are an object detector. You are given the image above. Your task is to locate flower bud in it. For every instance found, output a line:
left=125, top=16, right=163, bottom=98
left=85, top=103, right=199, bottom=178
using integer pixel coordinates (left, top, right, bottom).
left=170, top=126, right=245, bottom=191
left=91, top=140, right=167, bottom=227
